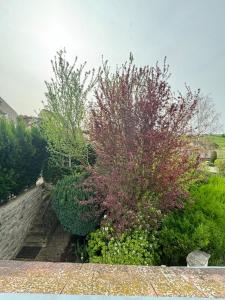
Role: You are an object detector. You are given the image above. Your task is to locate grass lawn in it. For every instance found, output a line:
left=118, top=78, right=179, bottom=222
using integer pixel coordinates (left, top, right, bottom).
left=201, top=134, right=225, bottom=149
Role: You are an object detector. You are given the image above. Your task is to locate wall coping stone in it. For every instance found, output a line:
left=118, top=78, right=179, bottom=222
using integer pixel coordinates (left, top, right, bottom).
left=0, top=261, right=224, bottom=297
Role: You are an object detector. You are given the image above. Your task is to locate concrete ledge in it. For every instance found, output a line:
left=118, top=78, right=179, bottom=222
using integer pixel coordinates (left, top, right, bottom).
left=0, top=261, right=225, bottom=297
left=0, top=294, right=214, bottom=300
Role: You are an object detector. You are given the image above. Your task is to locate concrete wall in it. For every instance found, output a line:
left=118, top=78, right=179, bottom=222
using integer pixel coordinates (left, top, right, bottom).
left=0, top=186, right=44, bottom=260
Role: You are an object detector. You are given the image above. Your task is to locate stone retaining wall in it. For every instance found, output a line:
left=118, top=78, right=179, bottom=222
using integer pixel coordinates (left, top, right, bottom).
left=0, top=186, right=44, bottom=260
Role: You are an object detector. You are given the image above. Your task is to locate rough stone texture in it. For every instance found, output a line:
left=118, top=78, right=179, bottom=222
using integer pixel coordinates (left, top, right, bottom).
left=0, top=261, right=224, bottom=297
left=187, top=250, right=211, bottom=267
left=0, top=187, right=44, bottom=260
left=22, top=191, right=58, bottom=248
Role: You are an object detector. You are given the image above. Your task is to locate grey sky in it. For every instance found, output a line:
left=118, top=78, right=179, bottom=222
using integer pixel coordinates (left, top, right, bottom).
left=0, top=0, right=225, bottom=120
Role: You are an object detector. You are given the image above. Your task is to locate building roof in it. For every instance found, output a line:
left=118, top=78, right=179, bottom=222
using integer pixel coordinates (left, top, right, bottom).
left=0, top=97, right=18, bottom=122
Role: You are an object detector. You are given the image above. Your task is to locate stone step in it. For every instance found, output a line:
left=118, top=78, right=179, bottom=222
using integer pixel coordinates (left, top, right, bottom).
left=35, top=226, right=71, bottom=262
left=23, top=233, right=49, bottom=247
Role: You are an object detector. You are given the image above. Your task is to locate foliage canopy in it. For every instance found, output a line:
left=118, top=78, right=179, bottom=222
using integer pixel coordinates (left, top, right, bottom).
left=159, top=176, right=225, bottom=266
left=0, top=117, right=47, bottom=204
left=89, top=55, right=200, bottom=231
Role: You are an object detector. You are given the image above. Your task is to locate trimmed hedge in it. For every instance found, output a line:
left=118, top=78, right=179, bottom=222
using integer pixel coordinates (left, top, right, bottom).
left=52, top=173, right=100, bottom=236
left=0, top=117, right=47, bottom=204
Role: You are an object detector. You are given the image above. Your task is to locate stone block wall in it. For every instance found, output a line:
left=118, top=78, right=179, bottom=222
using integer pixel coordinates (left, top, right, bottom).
left=0, top=186, right=44, bottom=260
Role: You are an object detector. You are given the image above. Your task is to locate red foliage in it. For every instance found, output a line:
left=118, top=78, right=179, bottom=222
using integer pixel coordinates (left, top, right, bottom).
left=89, top=55, right=200, bottom=231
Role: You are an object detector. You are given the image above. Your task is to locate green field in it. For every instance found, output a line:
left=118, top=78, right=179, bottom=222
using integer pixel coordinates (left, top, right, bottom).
left=201, top=134, right=225, bottom=149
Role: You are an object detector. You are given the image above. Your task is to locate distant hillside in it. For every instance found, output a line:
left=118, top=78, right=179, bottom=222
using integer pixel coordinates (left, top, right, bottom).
left=200, top=134, right=225, bottom=150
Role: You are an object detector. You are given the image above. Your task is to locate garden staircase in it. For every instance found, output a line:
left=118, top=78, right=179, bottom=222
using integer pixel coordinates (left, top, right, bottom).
left=23, top=191, right=58, bottom=248
left=15, top=188, right=58, bottom=260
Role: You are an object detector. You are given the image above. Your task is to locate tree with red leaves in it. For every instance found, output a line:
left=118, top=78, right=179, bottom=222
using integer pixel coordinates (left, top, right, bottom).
left=89, top=55, right=200, bottom=231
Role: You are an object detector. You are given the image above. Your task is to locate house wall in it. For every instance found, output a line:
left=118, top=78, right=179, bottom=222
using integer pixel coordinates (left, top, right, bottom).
left=0, top=97, right=18, bottom=122
left=0, top=186, right=44, bottom=260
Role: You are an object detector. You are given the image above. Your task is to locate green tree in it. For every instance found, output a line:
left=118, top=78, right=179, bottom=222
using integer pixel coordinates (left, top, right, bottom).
left=0, top=117, right=47, bottom=203
left=41, top=50, right=98, bottom=171
left=0, top=118, right=17, bottom=201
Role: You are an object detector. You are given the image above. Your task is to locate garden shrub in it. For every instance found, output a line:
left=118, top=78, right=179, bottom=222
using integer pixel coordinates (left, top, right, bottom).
left=215, top=159, right=225, bottom=177
left=52, top=173, right=100, bottom=236
left=159, top=176, right=225, bottom=266
left=42, top=144, right=96, bottom=184
left=89, top=55, right=200, bottom=232
left=42, top=154, right=74, bottom=184
left=0, top=117, right=47, bottom=204
left=87, top=226, right=159, bottom=265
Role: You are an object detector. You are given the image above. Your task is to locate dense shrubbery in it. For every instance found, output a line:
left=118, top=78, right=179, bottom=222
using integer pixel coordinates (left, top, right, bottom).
left=89, top=55, right=199, bottom=231
left=42, top=144, right=96, bottom=184
left=88, top=176, right=225, bottom=266
left=88, top=226, right=159, bottom=265
left=52, top=173, right=100, bottom=236
left=159, top=176, right=225, bottom=266
left=41, top=51, right=224, bottom=266
left=215, top=159, right=225, bottom=176
left=42, top=154, right=74, bottom=184
left=0, top=117, right=47, bottom=204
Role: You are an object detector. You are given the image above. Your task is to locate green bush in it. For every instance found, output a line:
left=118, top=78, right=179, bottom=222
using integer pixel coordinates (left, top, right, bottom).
left=42, top=144, right=96, bottom=184
left=87, top=226, right=159, bottom=265
left=159, top=176, right=225, bottom=266
left=0, top=117, right=47, bottom=204
left=215, top=159, right=225, bottom=177
left=42, top=155, right=73, bottom=184
left=52, top=173, right=100, bottom=236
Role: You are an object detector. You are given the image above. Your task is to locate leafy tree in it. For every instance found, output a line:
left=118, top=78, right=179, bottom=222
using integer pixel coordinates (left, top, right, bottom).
left=0, top=117, right=47, bottom=204
left=14, top=119, right=35, bottom=191
left=0, top=118, right=17, bottom=202
left=89, top=55, right=200, bottom=231
left=193, top=95, right=221, bottom=135
left=30, top=126, right=48, bottom=179
left=41, top=50, right=98, bottom=170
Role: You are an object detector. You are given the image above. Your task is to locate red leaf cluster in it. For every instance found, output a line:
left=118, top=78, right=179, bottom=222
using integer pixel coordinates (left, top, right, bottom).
left=89, top=56, right=200, bottom=231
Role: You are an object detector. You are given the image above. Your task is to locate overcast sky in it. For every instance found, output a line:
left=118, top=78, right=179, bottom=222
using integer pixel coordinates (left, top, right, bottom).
left=0, top=0, right=225, bottom=121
